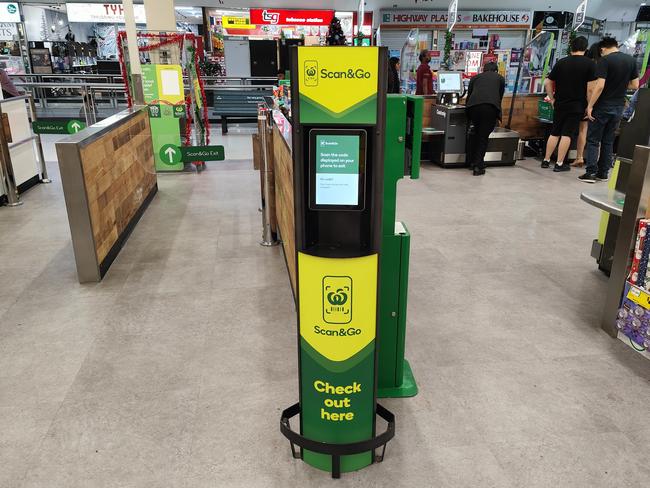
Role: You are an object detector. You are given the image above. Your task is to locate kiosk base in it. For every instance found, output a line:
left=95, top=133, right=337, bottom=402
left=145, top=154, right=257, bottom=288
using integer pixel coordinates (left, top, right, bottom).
left=378, top=359, right=418, bottom=398
left=280, top=403, right=396, bottom=479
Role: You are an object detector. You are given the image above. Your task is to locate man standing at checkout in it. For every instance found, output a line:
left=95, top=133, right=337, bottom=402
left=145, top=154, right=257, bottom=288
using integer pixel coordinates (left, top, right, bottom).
left=541, top=36, right=595, bottom=172
left=580, top=37, right=639, bottom=183
left=416, top=50, right=433, bottom=95
left=465, top=62, right=505, bottom=176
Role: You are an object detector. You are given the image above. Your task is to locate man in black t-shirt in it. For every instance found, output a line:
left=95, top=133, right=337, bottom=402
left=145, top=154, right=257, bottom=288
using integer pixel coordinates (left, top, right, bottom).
left=580, top=37, right=640, bottom=182
left=542, top=36, right=596, bottom=172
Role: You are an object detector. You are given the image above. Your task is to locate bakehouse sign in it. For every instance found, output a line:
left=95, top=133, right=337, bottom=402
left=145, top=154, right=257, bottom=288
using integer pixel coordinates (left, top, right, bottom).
left=380, top=10, right=532, bottom=29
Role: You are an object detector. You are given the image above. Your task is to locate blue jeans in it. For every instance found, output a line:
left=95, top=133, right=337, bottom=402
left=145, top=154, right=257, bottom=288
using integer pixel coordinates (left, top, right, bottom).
left=585, top=105, right=624, bottom=176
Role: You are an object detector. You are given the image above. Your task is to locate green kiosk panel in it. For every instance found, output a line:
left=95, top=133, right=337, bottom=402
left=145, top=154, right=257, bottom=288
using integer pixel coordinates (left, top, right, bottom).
left=280, top=46, right=395, bottom=479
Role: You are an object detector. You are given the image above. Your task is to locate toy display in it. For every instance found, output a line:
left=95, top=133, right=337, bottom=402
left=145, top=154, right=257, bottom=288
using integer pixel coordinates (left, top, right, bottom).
left=617, top=219, right=650, bottom=352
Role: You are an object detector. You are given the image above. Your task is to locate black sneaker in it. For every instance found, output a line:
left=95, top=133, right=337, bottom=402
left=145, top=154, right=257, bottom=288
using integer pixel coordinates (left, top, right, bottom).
left=541, top=160, right=551, bottom=168
left=578, top=173, right=597, bottom=183
left=553, top=163, right=570, bottom=172
left=595, top=173, right=609, bottom=181
left=473, top=168, right=486, bottom=176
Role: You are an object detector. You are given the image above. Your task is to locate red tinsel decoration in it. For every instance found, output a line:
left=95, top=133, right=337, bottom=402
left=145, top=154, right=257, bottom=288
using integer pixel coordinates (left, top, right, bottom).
left=116, top=32, right=133, bottom=107
left=184, top=94, right=192, bottom=147
left=193, top=45, right=210, bottom=145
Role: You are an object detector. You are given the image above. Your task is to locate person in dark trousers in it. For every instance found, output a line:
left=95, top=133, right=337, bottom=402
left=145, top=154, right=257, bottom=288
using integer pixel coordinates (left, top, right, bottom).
left=466, top=62, right=505, bottom=176
left=573, top=43, right=603, bottom=167
left=387, top=56, right=401, bottom=94
left=415, top=50, right=433, bottom=95
left=580, top=37, right=640, bottom=183
left=541, top=36, right=596, bottom=172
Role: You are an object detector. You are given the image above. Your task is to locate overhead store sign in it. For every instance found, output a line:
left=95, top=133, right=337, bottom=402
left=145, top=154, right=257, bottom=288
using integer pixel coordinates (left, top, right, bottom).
left=380, top=9, right=532, bottom=29
left=0, top=3, right=20, bottom=23
left=65, top=3, right=147, bottom=24
left=0, top=22, right=16, bottom=39
left=250, top=8, right=334, bottom=26
left=222, top=15, right=255, bottom=29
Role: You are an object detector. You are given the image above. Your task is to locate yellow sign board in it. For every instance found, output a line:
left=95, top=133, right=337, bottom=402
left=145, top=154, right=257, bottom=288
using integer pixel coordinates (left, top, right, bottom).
left=155, top=65, right=184, bottom=105
left=298, top=252, right=377, bottom=362
left=626, top=284, right=650, bottom=308
left=297, top=46, right=378, bottom=123
left=222, top=15, right=255, bottom=29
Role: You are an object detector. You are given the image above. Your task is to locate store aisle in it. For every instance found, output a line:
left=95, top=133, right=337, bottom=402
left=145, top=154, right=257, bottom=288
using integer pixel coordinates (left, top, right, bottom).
left=1, top=142, right=650, bottom=487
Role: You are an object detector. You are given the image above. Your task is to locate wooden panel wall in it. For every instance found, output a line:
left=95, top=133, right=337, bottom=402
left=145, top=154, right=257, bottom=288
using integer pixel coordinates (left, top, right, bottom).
left=421, top=95, right=545, bottom=140
left=501, top=95, right=545, bottom=139
left=79, top=111, right=156, bottom=263
left=272, top=126, right=296, bottom=293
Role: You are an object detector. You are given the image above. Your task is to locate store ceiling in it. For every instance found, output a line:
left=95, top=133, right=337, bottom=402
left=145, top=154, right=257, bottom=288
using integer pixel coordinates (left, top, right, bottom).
left=171, top=0, right=645, bottom=22
left=24, top=1, right=646, bottom=23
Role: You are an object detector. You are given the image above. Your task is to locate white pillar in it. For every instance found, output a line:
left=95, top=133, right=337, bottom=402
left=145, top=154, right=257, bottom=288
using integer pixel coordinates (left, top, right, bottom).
left=144, top=0, right=176, bottom=31
left=143, top=0, right=178, bottom=65
left=122, top=0, right=143, bottom=103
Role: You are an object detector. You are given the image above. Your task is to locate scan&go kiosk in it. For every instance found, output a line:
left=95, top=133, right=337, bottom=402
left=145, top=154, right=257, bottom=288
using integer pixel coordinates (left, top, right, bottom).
left=280, top=46, right=395, bottom=478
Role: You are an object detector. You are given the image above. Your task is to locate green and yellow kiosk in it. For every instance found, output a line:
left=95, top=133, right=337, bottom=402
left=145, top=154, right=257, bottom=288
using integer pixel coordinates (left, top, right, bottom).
left=280, top=46, right=396, bottom=478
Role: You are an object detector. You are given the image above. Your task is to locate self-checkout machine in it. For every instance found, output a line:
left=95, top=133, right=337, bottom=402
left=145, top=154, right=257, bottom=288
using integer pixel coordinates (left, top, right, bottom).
left=430, top=71, right=468, bottom=167
left=377, top=94, right=422, bottom=398
left=280, top=46, right=396, bottom=478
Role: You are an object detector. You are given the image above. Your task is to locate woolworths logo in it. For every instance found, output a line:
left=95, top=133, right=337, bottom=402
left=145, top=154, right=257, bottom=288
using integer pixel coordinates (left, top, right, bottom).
left=304, top=60, right=318, bottom=86
left=323, top=276, right=352, bottom=324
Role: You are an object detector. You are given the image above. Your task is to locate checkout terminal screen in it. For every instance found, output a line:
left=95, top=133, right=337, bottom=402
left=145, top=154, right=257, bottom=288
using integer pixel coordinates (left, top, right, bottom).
left=309, top=130, right=366, bottom=210
left=438, top=72, right=462, bottom=93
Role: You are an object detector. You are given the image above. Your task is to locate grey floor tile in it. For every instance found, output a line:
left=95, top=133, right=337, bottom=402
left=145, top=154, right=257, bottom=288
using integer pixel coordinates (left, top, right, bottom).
left=2, top=142, right=650, bottom=487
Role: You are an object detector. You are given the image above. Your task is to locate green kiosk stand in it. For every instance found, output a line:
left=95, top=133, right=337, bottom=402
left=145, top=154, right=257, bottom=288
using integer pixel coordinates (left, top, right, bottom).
left=378, top=95, right=422, bottom=398
left=280, top=46, right=395, bottom=478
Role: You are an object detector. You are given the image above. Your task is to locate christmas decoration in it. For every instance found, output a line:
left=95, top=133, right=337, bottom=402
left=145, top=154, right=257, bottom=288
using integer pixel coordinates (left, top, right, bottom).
left=443, top=30, right=453, bottom=69
left=326, top=16, right=346, bottom=46
left=199, top=58, right=224, bottom=77
left=566, top=30, right=577, bottom=56
left=117, top=31, right=210, bottom=171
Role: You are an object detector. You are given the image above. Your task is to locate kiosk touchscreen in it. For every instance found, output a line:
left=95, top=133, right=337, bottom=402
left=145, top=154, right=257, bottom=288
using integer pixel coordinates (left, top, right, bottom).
left=437, top=71, right=462, bottom=93
left=310, top=129, right=366, bottom=210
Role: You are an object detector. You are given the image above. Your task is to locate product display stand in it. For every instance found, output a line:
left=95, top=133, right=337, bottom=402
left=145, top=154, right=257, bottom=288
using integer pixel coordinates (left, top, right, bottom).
left=599, top=146, right=650, bottom=337
left=582, top=146, right=650, bottom=337
left=280, top=46, right=395, bottom=478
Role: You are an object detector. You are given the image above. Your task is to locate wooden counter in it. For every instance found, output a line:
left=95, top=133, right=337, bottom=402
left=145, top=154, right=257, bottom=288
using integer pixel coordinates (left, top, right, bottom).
left=253, top=109, right=296, bottom=293
left=56, top=107, right=157, bottom=282
left=502, top=95, right=546, bottom=139
left=271, top=116, right=296, bottom=293
left=419, top=94, right=545, bottom=140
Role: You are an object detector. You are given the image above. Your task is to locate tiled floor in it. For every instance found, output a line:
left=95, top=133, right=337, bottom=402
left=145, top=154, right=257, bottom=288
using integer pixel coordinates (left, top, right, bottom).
left=2, top=134, right=650, bottom=487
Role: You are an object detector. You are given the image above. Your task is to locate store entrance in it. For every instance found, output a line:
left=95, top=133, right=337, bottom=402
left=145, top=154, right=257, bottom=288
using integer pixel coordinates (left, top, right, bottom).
left=249, top=40, right=278, bottom=82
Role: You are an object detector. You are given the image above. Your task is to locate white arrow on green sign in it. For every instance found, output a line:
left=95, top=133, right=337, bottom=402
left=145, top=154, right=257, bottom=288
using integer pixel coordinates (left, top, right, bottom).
left=159, top=143, right=182, bottom=165
left=158, top=144, right=226, bottom=164
left=32, top=119, right=86, bottom=135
